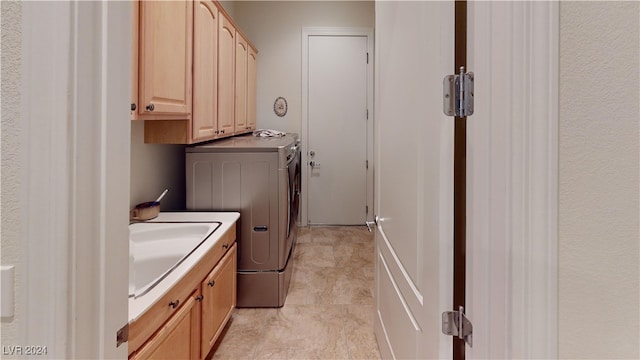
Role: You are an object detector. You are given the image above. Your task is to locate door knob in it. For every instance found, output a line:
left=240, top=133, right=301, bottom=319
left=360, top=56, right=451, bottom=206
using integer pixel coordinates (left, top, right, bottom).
left=309, top=161, right=321, bottom=168
left=365, top=215, right=380, bottom=232
left=309, top=151, right=315, bottom=157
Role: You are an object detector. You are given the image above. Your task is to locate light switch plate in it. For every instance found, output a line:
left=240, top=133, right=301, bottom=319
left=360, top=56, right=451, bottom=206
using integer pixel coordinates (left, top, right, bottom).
left=1, top=265, right=15, bottom=317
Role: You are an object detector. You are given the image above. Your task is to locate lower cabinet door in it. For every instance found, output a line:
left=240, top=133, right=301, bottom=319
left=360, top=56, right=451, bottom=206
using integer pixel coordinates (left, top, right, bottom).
left=201, top=244, right=237, bottom=357
left=131, top=291, right=201, bottom=360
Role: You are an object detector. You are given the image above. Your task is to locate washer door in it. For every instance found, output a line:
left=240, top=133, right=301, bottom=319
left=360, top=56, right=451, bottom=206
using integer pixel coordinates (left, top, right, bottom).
left=286, top=148, right=301, bottom=239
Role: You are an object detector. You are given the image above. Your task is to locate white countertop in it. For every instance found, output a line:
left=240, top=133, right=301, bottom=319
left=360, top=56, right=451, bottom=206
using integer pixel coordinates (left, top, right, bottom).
left=128, top=211, right=240, bottom=323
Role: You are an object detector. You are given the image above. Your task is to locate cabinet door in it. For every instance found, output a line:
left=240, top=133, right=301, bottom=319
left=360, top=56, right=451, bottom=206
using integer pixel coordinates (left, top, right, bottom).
left=201, top=244, right=237, bottom=357
left=139, top=0, right=193, bottom=116
left=192, top=0, right=219, bottom=141
left=247, top=46, right=258, bottom=130
left=131, top=291, right=201, bottom=360
left=234, top=34, right=248, bottom=133
left=217, top=13, right=236, bottom=137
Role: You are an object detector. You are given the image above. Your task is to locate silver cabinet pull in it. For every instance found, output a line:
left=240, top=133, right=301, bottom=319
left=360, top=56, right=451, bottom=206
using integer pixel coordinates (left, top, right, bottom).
left=169, top=300, right=179, bottom=309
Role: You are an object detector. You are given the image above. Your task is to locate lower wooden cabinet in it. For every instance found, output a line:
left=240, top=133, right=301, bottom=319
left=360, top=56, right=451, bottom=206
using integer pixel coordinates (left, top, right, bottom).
left=129, top=233, right=237, bottom=360
left=201, top=244, right=237, bottom=356
left=130, top=291, right=201, bottom=360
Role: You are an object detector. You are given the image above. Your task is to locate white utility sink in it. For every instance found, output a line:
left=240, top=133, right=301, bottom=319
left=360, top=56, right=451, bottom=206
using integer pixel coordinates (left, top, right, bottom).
left=127, top=212, right=240, bottom=323
left=129, top=221, right=221, bottom=298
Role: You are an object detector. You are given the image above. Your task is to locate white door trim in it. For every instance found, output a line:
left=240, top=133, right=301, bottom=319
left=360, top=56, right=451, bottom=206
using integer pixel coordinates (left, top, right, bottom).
left=301, top=27, right=374, bottom=226
left=21, top=1, right=130, bottom=358
left=467, top=2, right=558, bottom=358
left=21, top=3, right=72, bottom=356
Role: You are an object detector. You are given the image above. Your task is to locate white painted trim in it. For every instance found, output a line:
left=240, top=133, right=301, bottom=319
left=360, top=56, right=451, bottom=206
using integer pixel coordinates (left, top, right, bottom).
left=374, top=309, right=395, bottom=360
left=69, top=1, right=131, bottom=358
left=21, top=1, right=130, bottom=358
left=466, top=2, right=558, bottom=358
left=378, top=250, right=421, bottom=331
left=300, top=27, right=374, bottom=226
left=377, top=225, right=424, bottom=306
left=21, top=3, right=72, bottom=356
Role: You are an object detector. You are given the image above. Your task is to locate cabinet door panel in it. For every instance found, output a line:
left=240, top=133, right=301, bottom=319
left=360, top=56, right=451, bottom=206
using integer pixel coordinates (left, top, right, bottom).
left=139, top=0, right=193, bottom=115
left=234, top=34, right=248, bottom=132
left=201, top=244, right=237, bottom=357
left=193, top=0, right=219, bottom=141
left=217, top=14, right=236, bottom=136
left=247, top=46, right=258, bottom=130
left=131, top=292, right=201, bottom=360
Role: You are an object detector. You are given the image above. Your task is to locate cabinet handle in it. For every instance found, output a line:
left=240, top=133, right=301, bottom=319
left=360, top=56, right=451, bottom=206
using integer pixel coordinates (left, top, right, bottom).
left=195, top=295, right=204, bottom=302
left=220, top=129, right=225, bottom=134
left=207, top=280, right=215, bottom=287
left=146, top=103, right=155, bottom=111
left=169, top=300, right=180, bottom=309
left=215, top=130, right=219, bottom=134
left=222, top=243, right=229, bottom=249
left=131, top=103, right=137, bottom=111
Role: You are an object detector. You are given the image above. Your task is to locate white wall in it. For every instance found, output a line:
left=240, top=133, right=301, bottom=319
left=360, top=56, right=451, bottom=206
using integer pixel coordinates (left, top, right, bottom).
left=218, top=0, right=236, bottom=18
left=559, top=2, right=640, bottom=358
left=233, top=1, right=374, bottom=135
left=0, top=0, right=22, bottom=346
left=130, top=122, right=186, bottom=210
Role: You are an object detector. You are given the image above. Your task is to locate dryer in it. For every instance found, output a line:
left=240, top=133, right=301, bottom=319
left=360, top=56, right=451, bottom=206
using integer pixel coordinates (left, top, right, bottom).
left=186, top=134, right=300, bottom=307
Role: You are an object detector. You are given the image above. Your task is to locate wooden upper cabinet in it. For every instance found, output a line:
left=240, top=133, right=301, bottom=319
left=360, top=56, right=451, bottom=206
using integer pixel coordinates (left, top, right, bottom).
left=192, top=0, right=219, bottom=142
left=217, top=13, right=236, bottom=137
left=138, top=0, right=257, bottom=143
left=138, top=0, right=193, bottom=116
left=234, top=34, right=248, bottom=132
left=247, top=46, right=258, bottom=130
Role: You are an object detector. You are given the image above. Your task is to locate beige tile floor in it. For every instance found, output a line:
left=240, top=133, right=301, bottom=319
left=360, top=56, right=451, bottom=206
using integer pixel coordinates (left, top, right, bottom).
left=211, top=226, right=381, bottom=360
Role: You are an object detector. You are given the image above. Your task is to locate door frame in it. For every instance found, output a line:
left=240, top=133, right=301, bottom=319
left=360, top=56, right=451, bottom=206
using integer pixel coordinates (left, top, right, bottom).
left=301, top=27, right=374, bottom=226
left=466, top=2, right=559, bottom=358
left=21, top=1, right=130, bottom=357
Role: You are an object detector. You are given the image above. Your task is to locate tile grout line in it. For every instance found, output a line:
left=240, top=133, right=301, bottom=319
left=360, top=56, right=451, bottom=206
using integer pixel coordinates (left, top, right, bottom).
left=342, top=304, right=353, bottom=360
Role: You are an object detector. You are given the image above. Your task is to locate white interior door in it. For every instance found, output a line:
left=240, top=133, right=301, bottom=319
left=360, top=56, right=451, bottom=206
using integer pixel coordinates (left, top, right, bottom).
left=373, top=2, right=454, bottom=359
left=307, top=34, right=369, bottom=225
